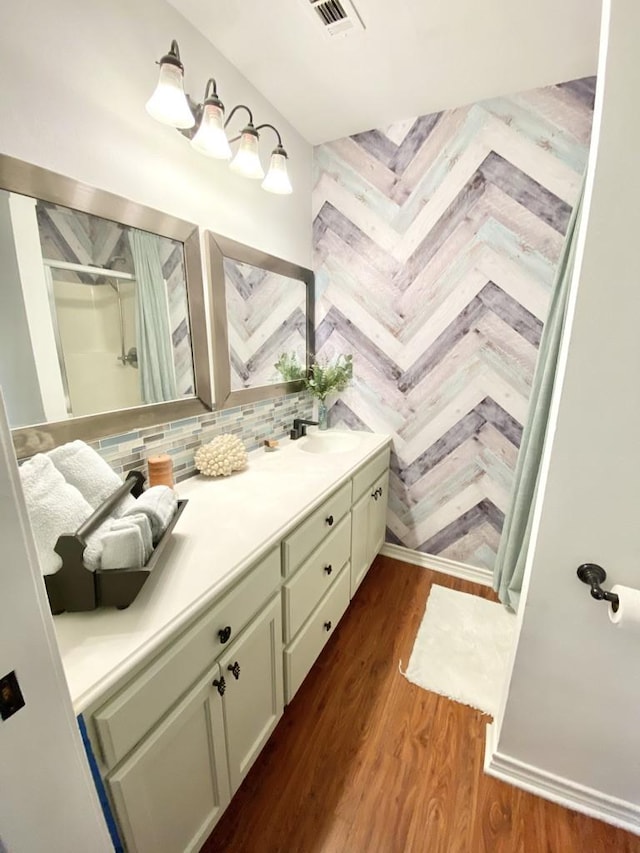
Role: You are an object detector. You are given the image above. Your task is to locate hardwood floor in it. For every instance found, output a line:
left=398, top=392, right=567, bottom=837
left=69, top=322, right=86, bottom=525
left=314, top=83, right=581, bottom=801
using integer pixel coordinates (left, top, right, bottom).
left=202, top=557, right=640, bottom=853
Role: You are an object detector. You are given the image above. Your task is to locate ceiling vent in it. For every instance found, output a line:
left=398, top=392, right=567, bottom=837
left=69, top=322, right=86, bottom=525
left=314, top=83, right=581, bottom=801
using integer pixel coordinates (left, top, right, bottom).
left=307, top=0, right=365, bottom=38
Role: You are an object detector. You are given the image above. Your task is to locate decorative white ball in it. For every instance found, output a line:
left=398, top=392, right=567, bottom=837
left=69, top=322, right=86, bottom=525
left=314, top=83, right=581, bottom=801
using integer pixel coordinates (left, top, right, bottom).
left=194, top=434, right=248, bottom=477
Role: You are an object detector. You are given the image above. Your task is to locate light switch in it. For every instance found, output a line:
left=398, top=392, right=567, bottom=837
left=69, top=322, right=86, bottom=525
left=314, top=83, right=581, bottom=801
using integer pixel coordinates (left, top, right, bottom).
left=0, top=670, right=25, bottom=720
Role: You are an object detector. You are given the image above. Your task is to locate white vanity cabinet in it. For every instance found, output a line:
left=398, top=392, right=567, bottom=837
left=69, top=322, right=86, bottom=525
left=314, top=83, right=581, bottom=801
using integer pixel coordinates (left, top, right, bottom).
left=281, top=481, right=353, bottom=703
left=351, top=451, right=390, bottom=596
left=281, top=445, right=390, bottom=703
left=284, top=563, right=351, bottom=702
left=90, top=548, right=282, bottom=853
left=216, top=594, right=283, bottom=793
left=107, top=667, right=230, bottom=853
left=69, top=437, right=392, bottom=852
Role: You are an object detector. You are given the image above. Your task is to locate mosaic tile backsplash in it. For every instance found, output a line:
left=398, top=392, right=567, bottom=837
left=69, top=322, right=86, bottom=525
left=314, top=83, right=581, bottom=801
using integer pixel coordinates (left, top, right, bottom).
left=91, top=392, right=313, bottom=482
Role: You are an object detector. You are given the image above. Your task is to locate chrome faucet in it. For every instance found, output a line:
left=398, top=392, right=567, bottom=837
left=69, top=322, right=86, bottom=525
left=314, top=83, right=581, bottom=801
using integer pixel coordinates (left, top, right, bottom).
left=290, top=418, right=319, bottom=440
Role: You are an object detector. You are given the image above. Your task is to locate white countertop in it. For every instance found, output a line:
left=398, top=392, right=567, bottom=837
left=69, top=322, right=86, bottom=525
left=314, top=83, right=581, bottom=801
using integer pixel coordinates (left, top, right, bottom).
left=54, top=429, right=391, bottom=713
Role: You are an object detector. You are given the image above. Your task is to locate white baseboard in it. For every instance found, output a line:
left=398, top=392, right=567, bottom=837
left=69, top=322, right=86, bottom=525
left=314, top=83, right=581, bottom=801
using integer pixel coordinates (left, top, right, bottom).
left=484, top=723, right=640, bottom=835
left=380, top=543, right=493, bottom=588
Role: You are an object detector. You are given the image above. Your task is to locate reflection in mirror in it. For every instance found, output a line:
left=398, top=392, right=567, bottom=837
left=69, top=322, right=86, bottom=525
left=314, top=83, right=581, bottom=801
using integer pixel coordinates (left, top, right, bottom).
left=31, top=200, right=195, bottom=420
left=0, top=154, right=212, bottom=455
left=206, top=231, right=315, bottom=409
left=224, top=257, right=307, bottom=392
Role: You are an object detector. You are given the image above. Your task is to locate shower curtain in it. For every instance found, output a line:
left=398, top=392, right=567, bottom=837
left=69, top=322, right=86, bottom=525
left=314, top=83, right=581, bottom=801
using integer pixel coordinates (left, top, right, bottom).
left=493, top=182, right=585, bottom=611
left=128, top=231, right=177, bottom=404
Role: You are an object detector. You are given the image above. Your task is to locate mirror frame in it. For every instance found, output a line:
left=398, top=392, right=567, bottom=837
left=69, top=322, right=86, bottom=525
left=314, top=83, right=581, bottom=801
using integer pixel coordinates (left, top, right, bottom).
left=206, top=231, right=315, bottom=409
left=0, top=154, right=213, bottom=457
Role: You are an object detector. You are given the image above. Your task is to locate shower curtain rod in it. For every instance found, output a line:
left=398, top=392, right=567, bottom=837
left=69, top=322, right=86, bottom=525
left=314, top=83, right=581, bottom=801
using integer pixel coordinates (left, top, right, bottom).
left=43, top=257, right=138, bottom=373
left=43, top=258, right=135, bottom=281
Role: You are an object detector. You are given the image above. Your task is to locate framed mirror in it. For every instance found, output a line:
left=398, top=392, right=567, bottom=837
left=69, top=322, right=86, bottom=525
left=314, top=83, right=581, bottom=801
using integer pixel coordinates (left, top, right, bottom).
left=206, top=232, right=315, bottom=408
left=0, top=154, right=213, bottom=457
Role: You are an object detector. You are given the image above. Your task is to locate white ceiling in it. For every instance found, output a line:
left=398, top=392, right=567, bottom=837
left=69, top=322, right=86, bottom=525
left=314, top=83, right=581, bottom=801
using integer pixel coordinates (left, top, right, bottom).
left=168, top=0, right=601, bottom=145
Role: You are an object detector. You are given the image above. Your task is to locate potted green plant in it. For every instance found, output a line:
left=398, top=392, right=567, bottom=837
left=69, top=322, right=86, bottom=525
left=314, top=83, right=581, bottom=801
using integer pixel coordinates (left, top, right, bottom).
left=274, top=352, right=353, bottom=430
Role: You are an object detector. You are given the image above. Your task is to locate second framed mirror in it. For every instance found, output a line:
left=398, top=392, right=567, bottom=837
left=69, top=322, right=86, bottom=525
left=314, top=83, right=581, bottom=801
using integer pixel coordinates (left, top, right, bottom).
left=206, top=232, right=315, bottom=408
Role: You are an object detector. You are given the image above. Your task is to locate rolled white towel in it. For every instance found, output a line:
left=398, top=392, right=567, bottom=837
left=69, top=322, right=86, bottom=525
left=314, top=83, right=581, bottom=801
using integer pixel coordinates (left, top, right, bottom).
left=19, top=454, right=110, bottom=575
left=48, top=440, right=137, bottom=517
left=101, top=520, right=146, bottom=571
left=123, top=485, right=178, bottom=543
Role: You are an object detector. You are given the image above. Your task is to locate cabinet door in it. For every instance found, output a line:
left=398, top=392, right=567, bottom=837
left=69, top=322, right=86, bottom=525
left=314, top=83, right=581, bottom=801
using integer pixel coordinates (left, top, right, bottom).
left=350, top=490, right=370, bottom=597
left=350, top=470, right=389, bottom=597
left=370, top=469, right=389, bottom=557
left=107, top=666, right=230, bottom=853
left=218, top=595, right=283, bottom=793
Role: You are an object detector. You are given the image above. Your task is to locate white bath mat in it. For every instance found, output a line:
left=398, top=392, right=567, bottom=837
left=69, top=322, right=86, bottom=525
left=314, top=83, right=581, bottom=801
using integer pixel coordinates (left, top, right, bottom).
left=402, top=584, right=516, bottom=717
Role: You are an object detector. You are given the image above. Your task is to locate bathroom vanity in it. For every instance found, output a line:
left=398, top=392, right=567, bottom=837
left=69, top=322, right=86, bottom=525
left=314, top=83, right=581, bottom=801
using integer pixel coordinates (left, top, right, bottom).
left=54, top=430, right=390, bottom=853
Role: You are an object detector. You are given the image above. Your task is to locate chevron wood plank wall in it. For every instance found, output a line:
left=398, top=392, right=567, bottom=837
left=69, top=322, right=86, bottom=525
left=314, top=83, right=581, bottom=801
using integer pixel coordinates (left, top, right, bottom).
left=313, top=78, right=595, bottom=571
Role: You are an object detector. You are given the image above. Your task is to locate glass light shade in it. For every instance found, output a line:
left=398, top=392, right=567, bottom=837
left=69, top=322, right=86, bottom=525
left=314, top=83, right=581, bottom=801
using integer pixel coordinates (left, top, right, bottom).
left=262, top=151, right=293, bottom=194
left=145, top=62, right=195, bottom=129
left=191, top=103, right=231, bottom=159
left=229, top=131, right=265, bottom=179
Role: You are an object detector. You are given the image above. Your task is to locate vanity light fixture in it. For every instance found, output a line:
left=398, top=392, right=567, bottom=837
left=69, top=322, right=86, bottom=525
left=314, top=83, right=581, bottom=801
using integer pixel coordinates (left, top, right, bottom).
left=145, top=40, right=195, bottom=130
left=190, top=79, right=232, bottom=160
left=146, top=40, right=293, bottom=195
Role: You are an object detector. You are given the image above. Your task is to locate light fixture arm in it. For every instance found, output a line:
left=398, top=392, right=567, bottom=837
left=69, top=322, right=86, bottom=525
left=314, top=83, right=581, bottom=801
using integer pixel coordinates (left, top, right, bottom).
left=224, top=104, right=255, bottom=135
left=203, top=78, right=220, bottom=101
left=160, top=39, right=183, bottom=70
left=255, top=123, right=284, bottom=149
left=178, top=78, right=223, bottom=140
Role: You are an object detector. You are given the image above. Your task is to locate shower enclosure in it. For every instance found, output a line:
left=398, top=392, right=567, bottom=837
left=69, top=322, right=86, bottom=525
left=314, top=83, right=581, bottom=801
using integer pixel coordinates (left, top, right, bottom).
left=43, top=259, right=141, bottom=418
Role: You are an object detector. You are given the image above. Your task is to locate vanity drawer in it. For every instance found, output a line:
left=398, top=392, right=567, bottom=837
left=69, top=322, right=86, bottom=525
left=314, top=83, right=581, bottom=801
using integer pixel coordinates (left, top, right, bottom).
left=94, top=547, right=280, bottom=768
left=283, top=514, right=351, bottom=642
left=352, top=447, right=390, bottom=501
left=282, top=481, right=351, bottom=576
left=284, top=563, right=350, bottom=703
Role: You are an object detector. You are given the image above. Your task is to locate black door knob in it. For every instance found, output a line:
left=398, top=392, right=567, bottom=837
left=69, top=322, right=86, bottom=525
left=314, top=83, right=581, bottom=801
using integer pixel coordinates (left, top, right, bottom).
left=218, top=626, right=232, bottom=644
left=324, top=564, right=333, bottom=575
left=326, top=514, right=334, bottom=526
left=324, top=620, right=332, bottom=631
left=227, top=661, right=241, bottom=680
left=212, top=677, right=226, bottom=696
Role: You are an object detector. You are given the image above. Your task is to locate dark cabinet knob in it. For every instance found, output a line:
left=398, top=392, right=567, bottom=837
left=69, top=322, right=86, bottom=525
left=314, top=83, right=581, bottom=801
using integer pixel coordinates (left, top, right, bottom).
left=378, top=487, right=383, bottom=497
left=227, top=661, right=241, bottom=680
left=326, top=514, right=334, bottom=527
left=324, top=564, right=333, bottom=575
left=324, top=620, right=332, bottom=631
left=212, top=677, right=226, bottom=696
left=218, top=626, right=232, bottom=644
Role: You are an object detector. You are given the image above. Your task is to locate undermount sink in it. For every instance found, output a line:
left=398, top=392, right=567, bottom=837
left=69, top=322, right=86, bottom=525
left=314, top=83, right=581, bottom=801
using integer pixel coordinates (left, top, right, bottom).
left=298, top=431, right=362, bottom=455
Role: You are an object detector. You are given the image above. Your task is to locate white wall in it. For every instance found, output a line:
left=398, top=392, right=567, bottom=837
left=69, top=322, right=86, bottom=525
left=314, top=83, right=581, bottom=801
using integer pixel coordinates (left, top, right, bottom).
left=488, top=0, right=640, bottom=829
left=0, top=0, right=312, bottom=268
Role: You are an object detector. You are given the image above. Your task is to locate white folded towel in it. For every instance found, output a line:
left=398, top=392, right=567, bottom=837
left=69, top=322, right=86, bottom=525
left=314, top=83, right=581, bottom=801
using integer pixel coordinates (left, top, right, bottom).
left=82, top=517, right=115, bottom=571
left=101, top=520, right=146, bottom=571
left=123, top=485, right=178, bottom=543
left=122, top=513, right=153, bottom=564
left=19, top=454, right=110, bottom=575
left=48, top=440, right=137, bottom=517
